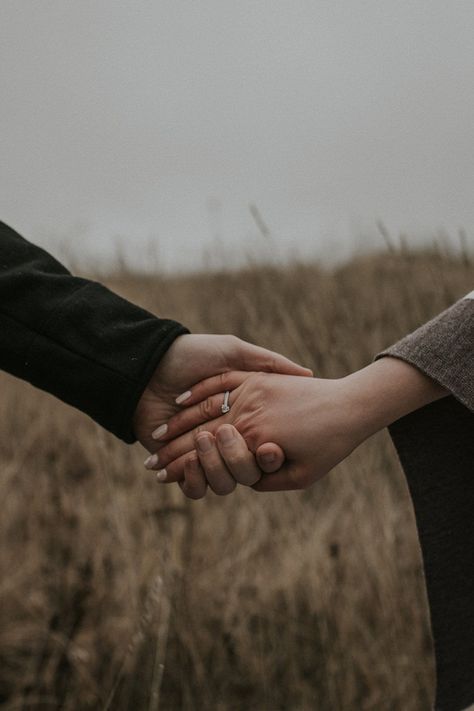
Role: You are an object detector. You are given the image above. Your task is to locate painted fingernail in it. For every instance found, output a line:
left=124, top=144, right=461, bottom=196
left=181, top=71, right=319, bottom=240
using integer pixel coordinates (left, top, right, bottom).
left=196, top=435, right=213, bottom=453
left=176, top=390, right=192, bottom=405
left=156, top=469, right=168, bottom=482
left=260, top=452, right=276, bottom=466
left=144, top=453, right=159, bottom=469
left=152, top=424, right=168, bottom=440
left=217, top=425, right=234, bottom=445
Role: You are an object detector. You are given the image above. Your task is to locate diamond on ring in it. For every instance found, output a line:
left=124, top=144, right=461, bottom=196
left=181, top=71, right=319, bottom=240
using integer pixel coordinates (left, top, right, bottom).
left=221, top=391, right=231, bottom=414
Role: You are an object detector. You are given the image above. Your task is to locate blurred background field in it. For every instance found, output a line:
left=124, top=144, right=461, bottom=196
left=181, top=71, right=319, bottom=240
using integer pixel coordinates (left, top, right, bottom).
left=3, top=3, right=474, bottom=708
left=0, top=238, right=473, bottom=711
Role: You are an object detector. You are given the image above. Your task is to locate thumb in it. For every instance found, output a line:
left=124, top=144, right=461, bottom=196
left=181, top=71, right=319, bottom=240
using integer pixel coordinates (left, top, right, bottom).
left=238, top=341, right=313, bottom=377
left=256, top=442, right=286, bottom=473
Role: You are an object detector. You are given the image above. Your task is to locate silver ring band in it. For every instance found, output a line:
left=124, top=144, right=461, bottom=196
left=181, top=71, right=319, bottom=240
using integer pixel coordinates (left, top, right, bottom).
left=221, top=391, right=231, bottom=414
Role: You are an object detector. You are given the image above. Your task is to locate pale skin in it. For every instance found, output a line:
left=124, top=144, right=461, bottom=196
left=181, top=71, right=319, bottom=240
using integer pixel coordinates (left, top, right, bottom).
left=132, top=333, right=311, bottom=471
left=146, top=357, right=449, bottom=498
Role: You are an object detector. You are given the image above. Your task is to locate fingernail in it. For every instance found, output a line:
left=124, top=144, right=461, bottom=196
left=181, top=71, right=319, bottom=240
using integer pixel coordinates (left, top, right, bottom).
left=144, top=453, right=159, bottom=469
left=217, top=425, right=234, bottom=445
left=196, top=435, right=213, bottom=453
left=260, top=452, right=276, bottom=466
left=152, top=424, right=168, bottom=440
left=156, top=469, right=168, bottom=482
left=176, top=390, right=192, bottom=405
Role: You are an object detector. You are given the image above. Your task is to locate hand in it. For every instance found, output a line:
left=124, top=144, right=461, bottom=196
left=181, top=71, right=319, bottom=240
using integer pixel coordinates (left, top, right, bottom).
left=132, top=333, right=312, bottom=458
left=149, top=371, right=363, bottom=491
left=176, top=425, right=285, bottom=499
left=149, top=358, right=448, bottom=492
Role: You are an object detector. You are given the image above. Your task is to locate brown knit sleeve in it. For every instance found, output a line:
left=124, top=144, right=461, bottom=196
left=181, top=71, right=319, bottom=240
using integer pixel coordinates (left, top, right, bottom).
left=377, top=294, right=474, bottom=413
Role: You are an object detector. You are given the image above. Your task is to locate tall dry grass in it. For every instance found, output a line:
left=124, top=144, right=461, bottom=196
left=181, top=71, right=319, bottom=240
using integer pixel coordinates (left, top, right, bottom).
left=0, top=242, right=472, bottom=710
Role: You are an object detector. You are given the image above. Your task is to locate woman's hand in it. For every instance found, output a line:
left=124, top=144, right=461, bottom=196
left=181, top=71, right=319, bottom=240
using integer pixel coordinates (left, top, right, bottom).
left=148, top=371, right=366, bottom=492
left=147, top=357, right=448, bottom=494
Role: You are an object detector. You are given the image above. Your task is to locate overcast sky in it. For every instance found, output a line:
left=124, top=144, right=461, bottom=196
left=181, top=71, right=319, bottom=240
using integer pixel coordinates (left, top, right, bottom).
left=1, top=1, right=474, bottom=270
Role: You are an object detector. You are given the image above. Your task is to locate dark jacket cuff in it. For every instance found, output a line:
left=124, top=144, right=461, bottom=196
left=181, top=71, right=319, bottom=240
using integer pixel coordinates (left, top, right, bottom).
left=0, top=220, right=190, bottom=443
left=22, top=283, right=190, bottom=443
left=118, top=319, right=190, bottom=443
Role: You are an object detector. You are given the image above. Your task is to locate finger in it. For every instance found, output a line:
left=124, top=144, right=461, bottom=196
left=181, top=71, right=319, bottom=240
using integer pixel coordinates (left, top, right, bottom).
left=159, top=438, right=287, bottom=482
left=154, top=452, right=189, bottom=483
left=237, top=341, right=313, bottom=378
left=174, top=371, right=250, bottom=410
left=215, top=425, right=261, bottom=486
left=252, top=463, right=312, bottom=492
left=179, top=453, right=208, bottom=499
left=158, top=394, right=232, bottom=443
left=255, top=442, right=285, bottom=473
left=195, top=433, right=237, bottom=496
left=156, top=425, right=220, bottom=470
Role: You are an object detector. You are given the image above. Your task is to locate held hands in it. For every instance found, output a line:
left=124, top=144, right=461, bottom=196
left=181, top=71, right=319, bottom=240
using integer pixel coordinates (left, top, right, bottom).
left=147, top=372, right=368, bottom=494
left=132, top=332, right=311, bottom=458
left=145, top=357, right=448, bottom=497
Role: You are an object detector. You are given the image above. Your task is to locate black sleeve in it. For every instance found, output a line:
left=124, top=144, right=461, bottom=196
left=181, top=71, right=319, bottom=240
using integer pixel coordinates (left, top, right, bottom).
left=0, top=221, right=189, bottom=443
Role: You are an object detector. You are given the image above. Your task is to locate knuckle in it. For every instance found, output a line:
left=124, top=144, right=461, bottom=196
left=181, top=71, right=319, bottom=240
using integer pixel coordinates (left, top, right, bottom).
left=218, top=371, right=230, bottom=389
left=232, top=421, right=257, bottom=451
left=199, top=397, right=215, bottom=420
left=247, top=372, right=267, bottom=394
left=186, top=488, right=205, bottom=500
left=225, top=334, right=243, bottom=358
left=212, top=480, right=237, bottom=496
left=185, top=455, right=199, bottom=470
left=264, top=356, right=278, bottom=372
left=225, top=334, right=240, bottom=347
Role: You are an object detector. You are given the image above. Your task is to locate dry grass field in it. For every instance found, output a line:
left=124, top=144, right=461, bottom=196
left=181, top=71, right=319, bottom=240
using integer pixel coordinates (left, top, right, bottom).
left=0, top=240, right=472, bottom=710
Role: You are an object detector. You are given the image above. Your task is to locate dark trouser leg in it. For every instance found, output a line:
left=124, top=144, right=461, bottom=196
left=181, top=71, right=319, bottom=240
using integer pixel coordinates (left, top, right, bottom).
left=390, top=397, right=474, bottom=711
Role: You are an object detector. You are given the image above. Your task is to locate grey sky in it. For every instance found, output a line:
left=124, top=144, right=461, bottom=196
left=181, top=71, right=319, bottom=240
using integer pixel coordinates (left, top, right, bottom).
left=1, top=1, right=474, bottom=270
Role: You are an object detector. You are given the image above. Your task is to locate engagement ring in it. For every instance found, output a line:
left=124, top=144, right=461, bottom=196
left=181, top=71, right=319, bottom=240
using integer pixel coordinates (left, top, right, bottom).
left=221, top=390, right=231, bottom=414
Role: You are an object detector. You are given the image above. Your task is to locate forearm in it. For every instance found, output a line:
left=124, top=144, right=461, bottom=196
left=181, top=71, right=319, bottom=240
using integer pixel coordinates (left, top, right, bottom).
left=0, top=221, right=188, bottom=442
left=342, top=357, right=449, bottom=441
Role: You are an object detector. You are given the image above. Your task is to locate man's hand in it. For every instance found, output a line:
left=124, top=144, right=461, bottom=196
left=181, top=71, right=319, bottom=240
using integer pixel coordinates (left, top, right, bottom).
left=132, top=333, right=311, bottom=464
left=176, top=425, right=285, bottom=499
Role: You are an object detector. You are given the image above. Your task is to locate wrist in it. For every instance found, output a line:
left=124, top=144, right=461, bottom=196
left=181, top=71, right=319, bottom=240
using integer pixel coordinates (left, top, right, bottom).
left=341, top=357, right=449, bottom=440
